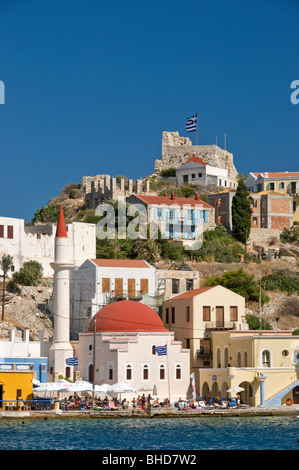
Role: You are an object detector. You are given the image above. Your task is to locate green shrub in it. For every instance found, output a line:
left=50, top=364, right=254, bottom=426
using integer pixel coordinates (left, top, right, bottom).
left=160, top=168, right=176, bottom=177
left=9, top=260, right=43, bottom=287
left=261, top=270, right=299, bottom=294
left=245, top=313, right=272, bottom=330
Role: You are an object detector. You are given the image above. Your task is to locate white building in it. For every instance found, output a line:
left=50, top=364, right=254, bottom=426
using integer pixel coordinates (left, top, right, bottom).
left=70, top=259, right=157, bottom=339
left=176, top=156, right=234, bottom=189
left=76, top=299, right=190, bottom=402
left=0, top=216, right=96, bottom=277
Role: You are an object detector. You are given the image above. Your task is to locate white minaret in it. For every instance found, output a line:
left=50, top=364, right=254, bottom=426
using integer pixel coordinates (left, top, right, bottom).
left=49, top=205, right=74, bottom=378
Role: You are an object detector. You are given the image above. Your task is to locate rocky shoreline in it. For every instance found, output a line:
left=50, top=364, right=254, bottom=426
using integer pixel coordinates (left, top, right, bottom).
left=1, top=406, right=298, bottom=420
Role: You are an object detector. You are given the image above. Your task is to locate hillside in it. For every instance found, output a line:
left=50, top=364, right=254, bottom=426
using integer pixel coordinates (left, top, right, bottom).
left=1, top=259, right=299, bottom=342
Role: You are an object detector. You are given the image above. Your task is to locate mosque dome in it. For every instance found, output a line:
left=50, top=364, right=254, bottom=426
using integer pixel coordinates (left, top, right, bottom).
left=86, top=300, right=168, bottom=333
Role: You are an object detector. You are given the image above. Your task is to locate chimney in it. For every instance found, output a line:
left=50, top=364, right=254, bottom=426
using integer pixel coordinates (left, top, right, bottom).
left=171, top=192, right=175, bottom=200
left=195, top=194, right=200, bottom=200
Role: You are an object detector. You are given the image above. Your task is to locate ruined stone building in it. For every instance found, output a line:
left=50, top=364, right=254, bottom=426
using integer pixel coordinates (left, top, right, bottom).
left=155, top=131, right=239, bottom=188
left=81, top=175, right=152, bottom=209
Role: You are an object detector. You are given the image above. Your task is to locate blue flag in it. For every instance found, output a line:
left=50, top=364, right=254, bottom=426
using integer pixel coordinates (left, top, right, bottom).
left=155, top=345, right=167, bottom=356
left=186, top=114, right=198, bottom=132
left=65, top=357, right=78, bottom=366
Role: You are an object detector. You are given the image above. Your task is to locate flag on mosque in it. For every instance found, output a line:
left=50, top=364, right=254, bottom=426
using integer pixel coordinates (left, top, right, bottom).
left=155, top=345, right=167, bottom=356
left=65, top=357, right=79, bottom=366
left=186, top=113, right=198, bottom=132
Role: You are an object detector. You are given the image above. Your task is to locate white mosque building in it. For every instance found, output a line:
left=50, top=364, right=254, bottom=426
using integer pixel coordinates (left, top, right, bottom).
left=49, top=205, right=190, bottom=402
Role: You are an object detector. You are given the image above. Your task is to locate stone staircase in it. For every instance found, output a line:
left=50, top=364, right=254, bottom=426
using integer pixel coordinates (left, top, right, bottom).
left=263, top=376, right=299, bottom=406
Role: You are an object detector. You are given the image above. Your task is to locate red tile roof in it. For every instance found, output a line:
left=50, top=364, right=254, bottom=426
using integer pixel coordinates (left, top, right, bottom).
left=131, top=194, right=213, bottom=209
left=90, top=259, right=150, bottom=268
left=185, top=156, right=208, bottom=165
left=168, top=286, right=216, bottom=300
left=256, top=172, right=299, bottom=179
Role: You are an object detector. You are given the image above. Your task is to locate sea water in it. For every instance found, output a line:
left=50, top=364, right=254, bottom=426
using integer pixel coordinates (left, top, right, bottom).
left=0, top=416, right=298, bottom=451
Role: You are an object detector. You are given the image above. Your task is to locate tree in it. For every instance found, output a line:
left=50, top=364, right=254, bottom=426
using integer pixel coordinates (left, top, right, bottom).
left=231, top=176, right=252, bottom=245
left=1, top=254, right=14, bottom=321
left=10, top=260, right=43, bottom=287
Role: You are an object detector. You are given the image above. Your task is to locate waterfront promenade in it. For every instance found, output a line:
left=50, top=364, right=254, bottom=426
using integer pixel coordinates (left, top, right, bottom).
left=1, top=406, right=298, bottom=420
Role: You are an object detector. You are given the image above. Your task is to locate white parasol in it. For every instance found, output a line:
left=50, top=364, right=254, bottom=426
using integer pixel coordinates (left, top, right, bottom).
left=107, top=382, right=137, bottom=394
left=33, top=379, right=71, bottom=392
left=227, top=385, right=245, bottom=394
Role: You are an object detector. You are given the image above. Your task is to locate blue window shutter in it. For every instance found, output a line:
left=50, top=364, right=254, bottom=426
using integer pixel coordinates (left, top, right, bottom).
left=192, top=210, right=196, bottom=224
left=154, top=208, right=158, bottom=221
left=162, top=209, right=165, bottom=221
left=204, top=210, right=208, bottom=223
left=174, top=210, right=178, bottom=223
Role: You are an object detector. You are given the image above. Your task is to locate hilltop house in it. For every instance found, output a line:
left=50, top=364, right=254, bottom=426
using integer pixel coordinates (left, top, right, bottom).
left=176, top=156, right=235, bottom=189
left=127, top=193, right=215, bottom=244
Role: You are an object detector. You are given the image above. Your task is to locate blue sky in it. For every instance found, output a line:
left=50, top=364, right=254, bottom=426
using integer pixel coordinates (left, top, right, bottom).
left=0, top=0, right=298, bottom=221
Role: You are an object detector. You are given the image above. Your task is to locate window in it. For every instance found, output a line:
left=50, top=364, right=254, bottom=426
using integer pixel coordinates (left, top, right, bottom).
left=175, top=364, right=182, bottom=380
left=253, top=217, right=258, bottom=225
left=143, top=364, right=149, bottom=380
left=7, top=226, right=13, bottom=239
left=171, top=307, right=175, bottom=324
left=186, top=279, right=193, bottom=290
left=203, top=306, right=210, bottom=322
left=282, top=349, right=289, bottom=358
left=165, top=307, right=169, bottom=324
left=198, top=173, right=202, bottom=178
left=186, top=306, right=190, bottom=322
left=108, top=364, right=114, bottom=380
left=230, top=306, right=238, bottom=322
left=172, top=279, right=180, bottom=294
left=293, top=201, right=297, bottom=212
left=268, top=182, right=275, bottom=190
left=186, top=338, right=190, bottom=349
left=192, top=174, right=195, bottom=179
left=0, top=225, right=3, bottom=238
left=152, top=345, right=156, bottom=355
left=262, top=350, right=271, bottom=367
left=159, top=364, right=166, bottom=380
left=280, top=182, right=285, bottom=189
left=126, top=365, right=132, bottom=381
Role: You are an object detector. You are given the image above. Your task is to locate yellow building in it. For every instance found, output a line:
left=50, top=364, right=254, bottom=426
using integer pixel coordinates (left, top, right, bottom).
left=198, top=330, right=299, bottom=407
left=0, top=363, right=34, bottom=410
left=245, top=171, right=299, bottom=224
left=161, top=285, right=247, bottom=372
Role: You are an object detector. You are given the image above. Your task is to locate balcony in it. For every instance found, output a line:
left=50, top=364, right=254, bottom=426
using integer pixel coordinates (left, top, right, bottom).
left=197, top=347, right=212, bottom=358
left=205, top=321, right=237, bottom=330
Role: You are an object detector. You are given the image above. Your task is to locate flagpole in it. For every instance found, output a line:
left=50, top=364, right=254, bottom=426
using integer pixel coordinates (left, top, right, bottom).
left=166, top=341, right=171, bottom=403
left=92, top=315, right=96, bottom=409
left=196, top=113, right=199, bottom=145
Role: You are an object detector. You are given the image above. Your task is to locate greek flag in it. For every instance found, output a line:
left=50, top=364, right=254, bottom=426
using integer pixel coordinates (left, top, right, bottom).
left=186, top=114, right=198, bottom=132
left=155, top=345, right=167, bottom=356
left=65, top=357, right=78, bottom=366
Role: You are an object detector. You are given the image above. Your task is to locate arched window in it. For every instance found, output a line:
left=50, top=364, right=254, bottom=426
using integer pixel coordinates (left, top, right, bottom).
left=223, top=347, right=229, bottom=368
left=243, top=350, right=248, bottom=367
left=175, top=364, right=182, bottom=380
left=126, top=365, right=132, bottom=381
left=216, top=348, right=221, bottom=368
left=159, top=364, right=166, bottom=380
left=262, top=349, right=271, bottom=367
left=236, top=351, right=241, bottom=367
left=143, top=365, right=149, bottom=380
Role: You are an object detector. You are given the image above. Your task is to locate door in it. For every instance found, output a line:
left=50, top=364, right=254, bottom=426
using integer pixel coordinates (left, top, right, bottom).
left=140, top=278, right=148, bottom=294
left=128, top=278, right=135, bottom=298
left=115, top=278, right=123, bottom=295
left=102, top=278, right=110, bottom=293
left=216, top=306, right=224, bottom=327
